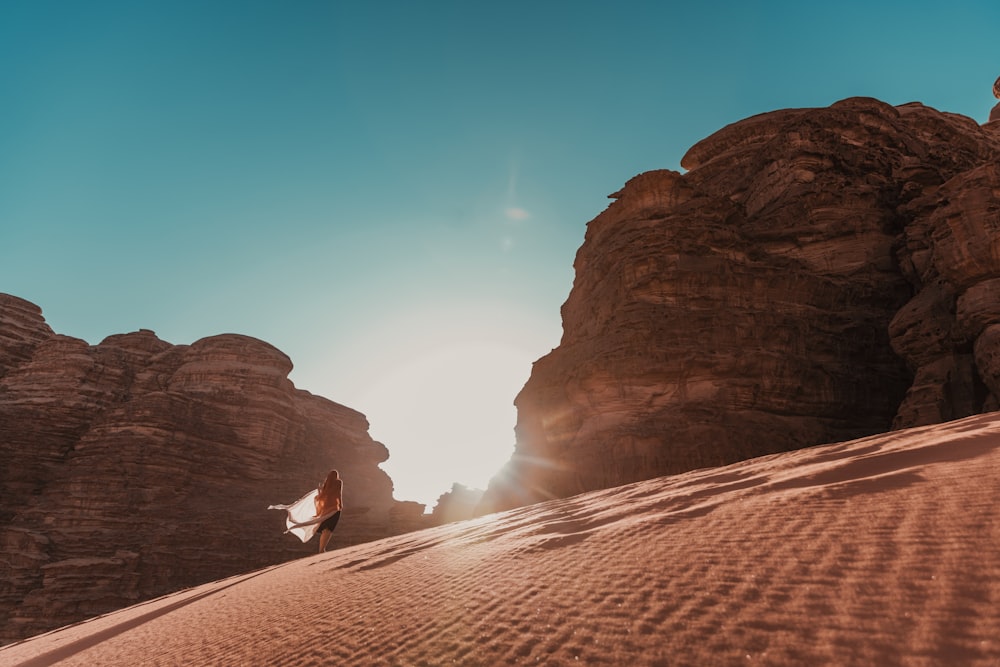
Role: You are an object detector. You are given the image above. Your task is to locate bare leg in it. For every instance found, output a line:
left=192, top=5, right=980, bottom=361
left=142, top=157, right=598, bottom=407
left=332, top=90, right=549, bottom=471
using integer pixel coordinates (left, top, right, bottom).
left=319, top=529, right=332, bottom=553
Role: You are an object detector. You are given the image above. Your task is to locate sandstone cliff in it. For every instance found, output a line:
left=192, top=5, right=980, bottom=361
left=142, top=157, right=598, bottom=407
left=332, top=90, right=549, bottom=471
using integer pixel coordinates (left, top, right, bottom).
left=0, top=294, right=426, bottom=643
left=481, top=97, right=1000, bottom=512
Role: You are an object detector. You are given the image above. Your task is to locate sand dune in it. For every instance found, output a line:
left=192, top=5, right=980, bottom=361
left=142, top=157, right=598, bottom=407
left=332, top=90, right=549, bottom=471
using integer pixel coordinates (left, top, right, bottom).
left=3, top=413, right=999, bottom=666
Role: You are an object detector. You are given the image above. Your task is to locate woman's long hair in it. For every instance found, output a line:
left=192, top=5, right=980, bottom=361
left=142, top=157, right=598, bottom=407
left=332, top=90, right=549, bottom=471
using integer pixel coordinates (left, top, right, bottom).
left=320, top=470, right=340, bottom=496
left=317, top=470, right=341, bottom=513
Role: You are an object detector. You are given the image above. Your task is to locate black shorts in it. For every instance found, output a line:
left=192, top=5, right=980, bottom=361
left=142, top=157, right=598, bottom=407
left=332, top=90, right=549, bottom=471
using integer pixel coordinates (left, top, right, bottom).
left=318, top=511, right=341, bottom=533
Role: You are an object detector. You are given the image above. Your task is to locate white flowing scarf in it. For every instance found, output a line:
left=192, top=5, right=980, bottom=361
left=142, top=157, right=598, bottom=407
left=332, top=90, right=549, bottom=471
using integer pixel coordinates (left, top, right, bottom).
left=268, top=489, right=340, bottom=543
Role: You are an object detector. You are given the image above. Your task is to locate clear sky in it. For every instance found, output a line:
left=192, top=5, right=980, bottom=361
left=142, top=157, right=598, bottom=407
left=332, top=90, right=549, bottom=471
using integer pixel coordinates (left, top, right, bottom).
left=2, top=1, right=998, bottom=508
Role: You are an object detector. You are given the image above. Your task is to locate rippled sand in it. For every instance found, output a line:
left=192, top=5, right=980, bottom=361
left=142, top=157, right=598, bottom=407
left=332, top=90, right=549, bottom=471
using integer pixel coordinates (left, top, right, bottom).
left=4, top=413, right=999, bottom=666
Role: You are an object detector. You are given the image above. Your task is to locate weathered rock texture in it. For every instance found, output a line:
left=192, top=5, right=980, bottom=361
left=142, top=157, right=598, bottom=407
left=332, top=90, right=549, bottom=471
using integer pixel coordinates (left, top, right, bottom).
left=481, top=97, right=1000, bottom=512
left=0, top=293, right=427, bottom=643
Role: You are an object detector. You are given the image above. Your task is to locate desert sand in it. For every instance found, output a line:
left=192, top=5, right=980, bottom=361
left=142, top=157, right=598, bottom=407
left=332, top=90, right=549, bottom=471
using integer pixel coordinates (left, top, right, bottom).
left=2, top=413, right=998, bottom=666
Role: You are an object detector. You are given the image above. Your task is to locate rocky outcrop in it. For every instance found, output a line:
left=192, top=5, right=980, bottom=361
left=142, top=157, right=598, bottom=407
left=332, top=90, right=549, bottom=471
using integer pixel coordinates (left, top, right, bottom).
left=429, top=483, right=485, bottom=525
left=992, top=76, right=1000, bottom=123
left=481, top=97, right=1000, bottom=513
left=0, top=294, right=427, bottom=643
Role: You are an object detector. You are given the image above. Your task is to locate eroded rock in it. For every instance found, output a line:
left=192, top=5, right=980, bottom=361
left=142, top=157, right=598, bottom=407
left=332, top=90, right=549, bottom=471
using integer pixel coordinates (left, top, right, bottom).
left=0, top=295, right=426, bottom=642
left=481, top=97, right=1000, bottom=513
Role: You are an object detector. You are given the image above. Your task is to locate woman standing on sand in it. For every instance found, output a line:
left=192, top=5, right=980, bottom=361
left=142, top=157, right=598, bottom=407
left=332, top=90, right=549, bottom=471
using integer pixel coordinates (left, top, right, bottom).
left=314, top=470, right=343, bottom=553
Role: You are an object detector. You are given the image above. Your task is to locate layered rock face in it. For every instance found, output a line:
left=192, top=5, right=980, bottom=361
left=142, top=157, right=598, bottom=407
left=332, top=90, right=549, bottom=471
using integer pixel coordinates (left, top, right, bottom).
left=481, top=97, right=1000, bottom=512
left=0, top=294, right=426, bottom=643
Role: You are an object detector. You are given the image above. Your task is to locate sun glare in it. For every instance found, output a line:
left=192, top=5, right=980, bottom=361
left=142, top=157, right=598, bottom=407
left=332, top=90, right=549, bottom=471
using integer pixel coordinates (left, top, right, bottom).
left=361, top=340, right=535, bottom=511
left=504, top=207, right=530, bottom=221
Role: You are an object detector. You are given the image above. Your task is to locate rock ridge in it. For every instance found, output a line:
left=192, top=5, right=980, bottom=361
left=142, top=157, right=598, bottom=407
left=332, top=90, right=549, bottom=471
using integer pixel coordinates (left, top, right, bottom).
left=0, top=294, right=426, bottom=643
left=481, top=96, right=1000, bottom=512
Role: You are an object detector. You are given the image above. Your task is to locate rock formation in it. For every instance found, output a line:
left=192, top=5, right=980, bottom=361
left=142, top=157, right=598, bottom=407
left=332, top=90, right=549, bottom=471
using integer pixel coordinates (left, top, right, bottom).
left=429, top=483, right=485, bottom=525
left=0, top=293, right=427, bottom=643
left=991, top=75, right=1000, bottom=124
left=481, top=96, right=1000, bottom=513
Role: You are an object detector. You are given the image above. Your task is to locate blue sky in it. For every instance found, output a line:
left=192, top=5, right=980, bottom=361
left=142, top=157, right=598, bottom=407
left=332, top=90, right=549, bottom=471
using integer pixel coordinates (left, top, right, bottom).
left=2, top=1, right=998, bottom=507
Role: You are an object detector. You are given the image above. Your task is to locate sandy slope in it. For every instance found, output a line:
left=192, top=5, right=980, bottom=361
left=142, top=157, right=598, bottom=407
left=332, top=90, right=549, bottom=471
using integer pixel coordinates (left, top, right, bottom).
left=3, top=413, right=999, bottom=667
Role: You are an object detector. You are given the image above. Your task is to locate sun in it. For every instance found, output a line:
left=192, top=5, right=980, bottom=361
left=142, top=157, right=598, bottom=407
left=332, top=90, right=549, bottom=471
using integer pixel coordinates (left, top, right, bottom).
left=360, top=339, right=536, bottom=510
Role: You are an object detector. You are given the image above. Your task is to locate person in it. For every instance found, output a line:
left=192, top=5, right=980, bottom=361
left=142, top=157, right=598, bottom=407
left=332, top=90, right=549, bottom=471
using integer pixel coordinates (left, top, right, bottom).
left=314, top=469, right=343, bottom=553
